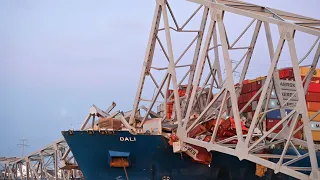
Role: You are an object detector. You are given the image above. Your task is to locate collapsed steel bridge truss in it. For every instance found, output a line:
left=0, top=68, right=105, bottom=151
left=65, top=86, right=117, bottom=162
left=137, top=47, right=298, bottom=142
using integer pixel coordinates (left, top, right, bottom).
left=130, top=0, right=320, bottom=179
left=1, top=140, right=74, bottom=180
left=0, top=103, right=118, bottom=180
left=0, top=102, right=160, bottom=180
left=2, top=0, right=320, bottom=179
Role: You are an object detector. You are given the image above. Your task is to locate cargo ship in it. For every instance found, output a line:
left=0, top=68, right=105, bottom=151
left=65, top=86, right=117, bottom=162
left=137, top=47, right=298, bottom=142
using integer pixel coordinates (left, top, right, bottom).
left=62, top=66, right=320, bottom=180
left=62, top=130, right=319, bottom=180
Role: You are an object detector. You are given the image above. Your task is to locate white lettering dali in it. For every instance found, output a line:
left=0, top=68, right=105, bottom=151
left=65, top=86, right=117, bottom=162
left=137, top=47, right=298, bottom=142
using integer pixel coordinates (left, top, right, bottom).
left=120, top=137, right=136, bottom=142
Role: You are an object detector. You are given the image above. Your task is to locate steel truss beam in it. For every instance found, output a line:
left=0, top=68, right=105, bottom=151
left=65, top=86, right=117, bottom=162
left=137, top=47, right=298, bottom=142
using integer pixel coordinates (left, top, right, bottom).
left=2, top=1, right=319, bottom=179
left=130, top=0, right=320, bottom=179
left=1, top=102, right=151, bottom=179
left=2, top=103, right=118, bottom=180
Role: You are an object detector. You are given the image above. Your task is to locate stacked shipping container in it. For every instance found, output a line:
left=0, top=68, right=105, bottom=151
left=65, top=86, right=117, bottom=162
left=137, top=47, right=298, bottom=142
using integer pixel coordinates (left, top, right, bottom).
left=278, top=67, right=320, bottom=141
left=227, top=67, right=320, bottom=140
left=159, top=67, right=320, bottom=141
left=265, top=79, right=297, bottom=135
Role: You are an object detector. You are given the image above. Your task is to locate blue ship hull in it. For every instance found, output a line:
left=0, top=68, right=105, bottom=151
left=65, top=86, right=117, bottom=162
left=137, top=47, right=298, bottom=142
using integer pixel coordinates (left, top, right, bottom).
left=62, top=131, right=317, bottom=180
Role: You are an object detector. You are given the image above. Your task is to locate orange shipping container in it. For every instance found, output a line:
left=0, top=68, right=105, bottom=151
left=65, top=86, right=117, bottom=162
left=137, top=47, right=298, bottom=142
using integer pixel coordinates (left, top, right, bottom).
left=300, top=67, right=320, bottom=78
left=255, top=76, right=266, bottom=81
left=301, top=76, right=320, bottom=83
left=306, top=102, right=320, bottom=112
left=312, top=131, right=320, bottom=141
left=309, top=111, right=320, bottom=121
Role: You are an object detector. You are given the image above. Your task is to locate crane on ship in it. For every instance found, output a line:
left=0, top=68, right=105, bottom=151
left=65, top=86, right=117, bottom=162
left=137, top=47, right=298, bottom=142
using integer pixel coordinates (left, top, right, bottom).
left=1, top=0, right=320, bottom=179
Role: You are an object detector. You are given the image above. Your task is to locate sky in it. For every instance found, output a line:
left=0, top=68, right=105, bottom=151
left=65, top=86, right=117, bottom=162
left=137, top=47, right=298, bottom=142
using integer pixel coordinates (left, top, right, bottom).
left=0, top=0, right=319, bottom=158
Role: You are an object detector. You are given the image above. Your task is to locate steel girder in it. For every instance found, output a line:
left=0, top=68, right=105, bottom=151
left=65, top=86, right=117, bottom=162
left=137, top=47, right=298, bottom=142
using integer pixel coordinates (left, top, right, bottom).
left=1, top=140, right=75, bottom=180
left=1, top=102, right=148, bottom=179
left=1, top=103, right=119, bottom=180
left=130, top=0, right=320, bottom=179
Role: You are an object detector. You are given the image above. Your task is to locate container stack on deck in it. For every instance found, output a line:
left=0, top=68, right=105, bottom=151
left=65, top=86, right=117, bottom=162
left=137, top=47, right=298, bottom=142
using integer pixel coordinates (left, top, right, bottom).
left=161, top=67, right=320, bottom=141
left=225, top=67, right=320, bottom=141
left=236, top=77, right=267, bottom=120
left=278, top=67, right=320, bottom=141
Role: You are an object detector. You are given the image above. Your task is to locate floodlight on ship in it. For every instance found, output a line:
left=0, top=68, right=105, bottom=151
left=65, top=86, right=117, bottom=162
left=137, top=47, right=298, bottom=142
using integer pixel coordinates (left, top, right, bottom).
left=68, top=129, right=74, bottom=135
left=99, top=128, right=107, bottom=135
left=87, top=129, right=94, bottom=135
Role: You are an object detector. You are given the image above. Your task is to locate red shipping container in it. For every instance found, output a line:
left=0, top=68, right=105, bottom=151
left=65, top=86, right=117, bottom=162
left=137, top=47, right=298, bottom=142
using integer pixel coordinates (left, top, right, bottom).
left=167, top=89, right=174, bottom=99
left=279, top=68, right=293, bottom=79
left=166, top=112, right=172, bottom=119
left=241, top=94, right=247, bottom=103
left=266, top=119, right=283, bottom=132
left=239, top=103, right=252, bottom=112
left=287, top=69, right=294, bottom=78
left=167, top=101, right=174, bottom=105
left=238, top=103, right=244, bottom=112
left=178, top=89, right=186, bottom=97
left=242, top=93, right=252, bottom=103
left=167, top=104, right=173, bottom=113
left=306, top=92, right=320, bottom=102
left=251, top=91, right=261, bottom=101
left=239, top=94, right=244, bottom=103
left=279, top=68, right=292, bottom=79
left=308, top=83, right=320, bottom=93
left=188, top=125, right=207, bottom=138
left=251, top=80, right=263, bottom=91
left=241, top=83, right=252, bottom=94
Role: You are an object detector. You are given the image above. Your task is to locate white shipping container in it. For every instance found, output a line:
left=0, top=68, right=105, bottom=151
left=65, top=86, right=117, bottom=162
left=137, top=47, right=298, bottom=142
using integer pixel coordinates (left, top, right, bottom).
left=252, top=100, right=278, bottom=110
left=270, top=99, right=297, bottom=109
left=271, top=89, right=298, bottom=101
left=279, top=80, right=297, bottom=91
left=281, top=89, right=299, bottom=101
left=310, top=122, right=320, bottom=131
left=252, top=99, right=297, bottom=110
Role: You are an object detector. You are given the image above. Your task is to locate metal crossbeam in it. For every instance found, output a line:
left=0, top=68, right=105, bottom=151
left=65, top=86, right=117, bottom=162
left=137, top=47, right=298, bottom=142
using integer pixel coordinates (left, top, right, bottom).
left=2, top=1, right=319, bottom=179
left=129, top=0, right=320, bottom=179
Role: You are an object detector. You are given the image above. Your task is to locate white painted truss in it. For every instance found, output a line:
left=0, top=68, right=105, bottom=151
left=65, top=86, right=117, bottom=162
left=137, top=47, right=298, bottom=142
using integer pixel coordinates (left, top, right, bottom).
left=0, top=103, right=118, bottom=180
left=2, top=0, right=320, bottom=179
left=129, top=0, right=320, bottom=179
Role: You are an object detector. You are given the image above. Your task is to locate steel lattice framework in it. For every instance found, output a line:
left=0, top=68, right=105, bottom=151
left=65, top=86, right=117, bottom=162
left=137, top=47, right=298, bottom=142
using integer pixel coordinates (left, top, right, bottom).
left=1, top=140, right=73, bottom=180
left=1, top=0, right=320, bottom=179
left=129, top=0, right=320, bottom=179
left=0, top=103, right=117, bottom=180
